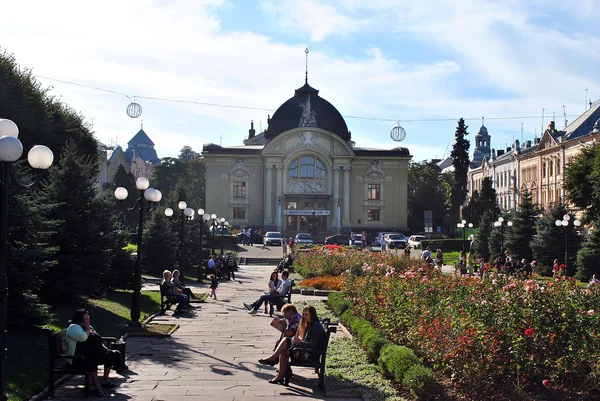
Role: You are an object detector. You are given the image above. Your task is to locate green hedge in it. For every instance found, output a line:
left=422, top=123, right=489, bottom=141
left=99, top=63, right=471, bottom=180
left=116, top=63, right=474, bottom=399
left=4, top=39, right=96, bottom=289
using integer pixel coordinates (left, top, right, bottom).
left=420, top=238, right=468, bottom=252
left=328, top=292, right=352, bottom=316
left=378, top=343, right=421, bottom=382
left=402, top=364, right=441, bottom=400
left=327, top=292, right=438, bottom=392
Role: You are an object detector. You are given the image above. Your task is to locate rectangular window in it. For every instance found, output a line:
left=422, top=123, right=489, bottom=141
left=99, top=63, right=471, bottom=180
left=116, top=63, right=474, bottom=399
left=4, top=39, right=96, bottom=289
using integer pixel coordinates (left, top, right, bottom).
left=233, top=181, right=246, bottom=198
left=233, top=207, right=245, bottom=219
left=367, top=209, right=380, bottom=221
left=367, top=184, right=380, bottom=200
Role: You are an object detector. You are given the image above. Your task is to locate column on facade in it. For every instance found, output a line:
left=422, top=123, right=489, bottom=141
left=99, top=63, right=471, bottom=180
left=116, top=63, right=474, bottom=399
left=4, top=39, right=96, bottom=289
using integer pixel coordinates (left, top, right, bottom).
left=265, top=165, right=273, bottom=222
left=275, top=165, right=283, bottom=230
left=332, top=165, right=340, bottom=229
left=342, top=166, right=350, bottom=224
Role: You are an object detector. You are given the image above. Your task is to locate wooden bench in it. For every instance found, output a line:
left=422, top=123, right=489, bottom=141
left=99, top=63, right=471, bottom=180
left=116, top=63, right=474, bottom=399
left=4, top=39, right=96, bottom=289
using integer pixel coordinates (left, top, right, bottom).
left=159, top=283, right=179, bottom=314
left=45, top=328, right=117, bottom=397
left=268, top=280, right=295, bottom=317
left=284, top=319, right=337, bottom=388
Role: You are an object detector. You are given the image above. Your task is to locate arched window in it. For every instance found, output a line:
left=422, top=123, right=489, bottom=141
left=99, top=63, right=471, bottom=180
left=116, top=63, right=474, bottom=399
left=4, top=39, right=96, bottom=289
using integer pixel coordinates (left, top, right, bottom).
left=288, top=156, right=326, bottom=179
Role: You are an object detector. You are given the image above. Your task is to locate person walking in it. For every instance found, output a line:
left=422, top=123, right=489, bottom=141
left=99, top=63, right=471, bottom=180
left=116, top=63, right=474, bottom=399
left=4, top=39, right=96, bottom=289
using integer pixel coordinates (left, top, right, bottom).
left=248, top=227, right=254, bottom=246
left=224, top=251, right=236, bottom=280
left=282, top=239, right=287, bottom=258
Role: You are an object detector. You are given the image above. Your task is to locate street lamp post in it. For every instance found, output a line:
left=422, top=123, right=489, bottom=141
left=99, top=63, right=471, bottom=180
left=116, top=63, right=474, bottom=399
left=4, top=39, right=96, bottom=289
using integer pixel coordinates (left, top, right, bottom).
left=197, top=209, right=211, bottom=281
left=165, top=202, right=194, bottom=284
left=0, top=119, right=54, bottom=401
left=493, top=217, right=513, bottom=254
left=115, top=178, right=162, bottom=326
left=211, top=213, right=217, bottom=255
left=555, top=214, right=581, bottom=276
left=456, top=219, right=473, bottom=255
left=220, top=218, right=229, bottom=255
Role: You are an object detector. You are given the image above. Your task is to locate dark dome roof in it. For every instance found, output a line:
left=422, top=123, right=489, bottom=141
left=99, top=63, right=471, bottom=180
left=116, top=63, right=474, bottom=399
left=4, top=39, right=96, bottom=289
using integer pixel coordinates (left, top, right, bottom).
left=265, top=82, right=350, bottom=141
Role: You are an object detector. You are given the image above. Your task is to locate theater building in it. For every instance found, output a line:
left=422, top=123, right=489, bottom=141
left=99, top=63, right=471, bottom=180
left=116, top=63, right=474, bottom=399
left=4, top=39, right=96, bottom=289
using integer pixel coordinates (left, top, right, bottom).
left=202, top=78, right=411, bottom=238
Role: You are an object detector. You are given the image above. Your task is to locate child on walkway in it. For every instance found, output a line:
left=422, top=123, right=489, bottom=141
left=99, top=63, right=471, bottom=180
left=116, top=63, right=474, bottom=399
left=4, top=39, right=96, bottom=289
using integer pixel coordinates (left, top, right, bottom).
left=208, top=274, right=219, bottom=300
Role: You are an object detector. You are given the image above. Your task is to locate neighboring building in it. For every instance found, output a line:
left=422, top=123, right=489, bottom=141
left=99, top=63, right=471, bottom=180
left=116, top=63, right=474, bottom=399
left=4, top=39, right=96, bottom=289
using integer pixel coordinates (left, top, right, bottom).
left=203, top=78, right=411, bottom=238
left=125, top=128, right=161, bottom=166
left=130, top=152, right=155, bottom=181
left=467, top=101, right=600, bottom=213
left=98, top=144, right=130, bottom=190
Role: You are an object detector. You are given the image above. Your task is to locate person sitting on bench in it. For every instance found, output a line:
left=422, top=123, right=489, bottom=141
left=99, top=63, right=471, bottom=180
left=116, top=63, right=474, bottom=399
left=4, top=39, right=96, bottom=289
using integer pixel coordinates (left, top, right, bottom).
left=258, top=305, right=326, bottom=384
left=244, top=270, right=291, bottom=314
left=162, top=270, right=192, bottom=313
left=172, top=269, right=197, bottom=299
left=66, top=309, right=121, bottom=397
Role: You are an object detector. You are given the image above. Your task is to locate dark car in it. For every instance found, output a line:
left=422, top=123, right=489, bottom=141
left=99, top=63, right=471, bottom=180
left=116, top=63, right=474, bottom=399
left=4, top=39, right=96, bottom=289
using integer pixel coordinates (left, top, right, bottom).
left=324, top=234, right=350, bottom=245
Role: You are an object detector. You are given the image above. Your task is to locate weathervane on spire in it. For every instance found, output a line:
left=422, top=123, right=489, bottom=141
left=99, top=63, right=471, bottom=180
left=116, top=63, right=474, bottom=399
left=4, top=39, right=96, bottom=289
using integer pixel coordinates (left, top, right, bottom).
left=305, top=48, right=309, bottom=84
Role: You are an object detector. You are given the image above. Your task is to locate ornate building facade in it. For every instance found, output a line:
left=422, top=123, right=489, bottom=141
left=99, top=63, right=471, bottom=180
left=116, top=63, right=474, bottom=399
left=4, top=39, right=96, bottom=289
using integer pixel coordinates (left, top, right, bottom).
left=202, top=79, right=411, bottom=237
left=467, top=101, right=600, bottom=212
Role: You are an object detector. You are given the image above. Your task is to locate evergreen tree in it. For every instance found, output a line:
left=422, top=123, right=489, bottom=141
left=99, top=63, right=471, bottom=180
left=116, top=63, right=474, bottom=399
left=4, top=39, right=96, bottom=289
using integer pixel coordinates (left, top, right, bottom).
left=531, top=203, right=582, bottom=276
left=142, top=208, right=178, bottom=276
left=7, top=186, right=58, bottom=327
left=474, top=210, right=494, bottom=262
left=504, top=191, right=539, bottom=263
left=576, top=223, right=600, bottom=281
left=487, top=212, right=514, bottom=262
left=41, top=140, right=113, bottom=303
left=112, top=165, right=137, bottom=229
left=450, top=118, right=470, bottom=221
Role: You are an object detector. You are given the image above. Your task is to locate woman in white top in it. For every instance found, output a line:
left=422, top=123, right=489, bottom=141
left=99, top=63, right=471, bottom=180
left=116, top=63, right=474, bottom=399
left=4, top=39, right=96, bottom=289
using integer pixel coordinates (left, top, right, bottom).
left=65, top=309, right=121, bottom=396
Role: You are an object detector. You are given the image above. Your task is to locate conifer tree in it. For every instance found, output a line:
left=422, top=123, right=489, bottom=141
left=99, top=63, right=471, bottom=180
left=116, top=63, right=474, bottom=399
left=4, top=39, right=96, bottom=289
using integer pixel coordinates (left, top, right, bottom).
left=474, top=210, right=494, bottom=262
left=575, top=222, right=600, bottom=281
left=504, top=191, right=539, bottom=263
left=41, top=140, right=113, bottom=303
left=142, top=208, right=177, bottom=276
left=112, top=165, right=137, bottom=229
left=531, top=203, right=582, bottom=276
left=450, top=118, right=470, bottom=220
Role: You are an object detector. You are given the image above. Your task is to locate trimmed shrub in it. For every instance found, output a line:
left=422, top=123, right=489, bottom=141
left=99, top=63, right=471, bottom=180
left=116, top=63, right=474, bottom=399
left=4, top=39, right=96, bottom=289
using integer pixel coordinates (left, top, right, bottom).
left=328, top=292, right=352, bottom=316
left=378, top=343, right=421, bottom=382
left=362, top=331, right=390, bottom=359
left=402, top=364, right=441, bottom=400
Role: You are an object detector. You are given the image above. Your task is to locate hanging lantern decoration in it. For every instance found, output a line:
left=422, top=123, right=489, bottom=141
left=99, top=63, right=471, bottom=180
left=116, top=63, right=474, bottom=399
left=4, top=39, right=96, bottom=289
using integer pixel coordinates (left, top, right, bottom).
left=390, top=121, right=406, bottom=142
left=126, top=100, right=143, bottom=118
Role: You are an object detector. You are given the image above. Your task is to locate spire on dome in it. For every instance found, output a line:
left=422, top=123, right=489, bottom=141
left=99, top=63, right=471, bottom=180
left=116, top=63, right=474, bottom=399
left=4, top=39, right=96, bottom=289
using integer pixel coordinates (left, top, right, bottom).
left=305, top=48, right=309, bottom=84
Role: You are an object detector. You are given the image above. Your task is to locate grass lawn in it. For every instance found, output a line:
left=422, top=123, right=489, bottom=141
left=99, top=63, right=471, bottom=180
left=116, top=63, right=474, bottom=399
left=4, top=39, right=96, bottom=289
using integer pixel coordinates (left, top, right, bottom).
left=7, top=289, right=169, bottom=401
left=442, top=250, right=460, bottom=266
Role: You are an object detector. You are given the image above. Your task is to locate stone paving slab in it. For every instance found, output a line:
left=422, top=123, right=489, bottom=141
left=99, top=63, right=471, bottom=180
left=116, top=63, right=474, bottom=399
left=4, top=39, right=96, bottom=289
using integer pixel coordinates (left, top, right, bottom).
left=49, top=261, right=358, bottom=400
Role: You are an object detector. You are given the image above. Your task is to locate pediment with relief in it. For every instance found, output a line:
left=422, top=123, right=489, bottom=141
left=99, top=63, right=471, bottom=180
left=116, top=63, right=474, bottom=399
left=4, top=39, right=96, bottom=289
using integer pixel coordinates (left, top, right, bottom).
left=229, top=160, right=255, bottom=178
left=364, top=163, right=386, bottom=181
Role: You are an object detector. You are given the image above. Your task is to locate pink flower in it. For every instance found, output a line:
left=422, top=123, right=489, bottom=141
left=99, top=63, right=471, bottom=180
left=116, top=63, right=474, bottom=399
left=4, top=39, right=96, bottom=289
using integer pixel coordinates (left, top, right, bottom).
left=526, top=280, right=534, bottom=285
left=421, top=277, right=428, bottom=283
left=542, top=379, right=549, bottom=387
left=588, top=310, right=596, bottom=316
left=418, top=267, right=424, bottom=272
left=405, top=291, right=414, bottom=296
left=492, top=279, right=497, bottom=285
left=524, top=328, right=534, bottom=337
left=502, top=286, right=509, bottom=291
left=509, top=282, right=517, bottom=289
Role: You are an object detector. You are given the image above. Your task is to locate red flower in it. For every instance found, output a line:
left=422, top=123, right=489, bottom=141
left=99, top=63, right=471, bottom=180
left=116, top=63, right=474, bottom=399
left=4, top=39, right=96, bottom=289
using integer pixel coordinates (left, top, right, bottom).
left=524, top=328, right=534, bottom=337
left=542, top=379, right=549, bottom=387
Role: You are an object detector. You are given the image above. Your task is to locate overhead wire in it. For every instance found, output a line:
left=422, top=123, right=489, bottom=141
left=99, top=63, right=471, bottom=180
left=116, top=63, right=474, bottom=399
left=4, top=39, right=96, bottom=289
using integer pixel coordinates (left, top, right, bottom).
left=35, top=74, right=584, bottom=124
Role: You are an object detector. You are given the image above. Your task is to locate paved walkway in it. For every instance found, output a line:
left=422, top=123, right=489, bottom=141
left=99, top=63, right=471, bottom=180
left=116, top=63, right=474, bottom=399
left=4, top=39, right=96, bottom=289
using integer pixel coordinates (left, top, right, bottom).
left=50, top=258, right=356, bottom=401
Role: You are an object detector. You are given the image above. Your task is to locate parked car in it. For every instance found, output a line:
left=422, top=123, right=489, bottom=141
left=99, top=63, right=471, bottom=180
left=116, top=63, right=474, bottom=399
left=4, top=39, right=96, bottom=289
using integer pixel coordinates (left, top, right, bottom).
left=384, top=233, right=407, bottom=249
left=350, top=234, right=363, bottom=246
left=373, top=232, right=399, bottom=246
left=209, top=226, right=230, bottom=235
left=408, top=235, right=427, bottom=249
left=294, top=233, right=313, bottom=245
left=263, top=231, right=283, bottom=246
left=324, top=234, right=350, bottom=245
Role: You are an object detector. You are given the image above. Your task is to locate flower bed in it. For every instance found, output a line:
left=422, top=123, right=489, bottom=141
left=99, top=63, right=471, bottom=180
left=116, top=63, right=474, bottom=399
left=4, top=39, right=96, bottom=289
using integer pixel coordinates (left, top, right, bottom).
left=299, top=247, right=600, bottom=397
left=298, top=275, right=343, bottom=290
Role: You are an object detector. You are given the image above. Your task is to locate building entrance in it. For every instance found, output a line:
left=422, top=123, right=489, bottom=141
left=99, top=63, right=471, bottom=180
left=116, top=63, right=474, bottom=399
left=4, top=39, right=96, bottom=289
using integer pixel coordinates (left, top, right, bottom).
left=285, top=199, right=329, bottom=234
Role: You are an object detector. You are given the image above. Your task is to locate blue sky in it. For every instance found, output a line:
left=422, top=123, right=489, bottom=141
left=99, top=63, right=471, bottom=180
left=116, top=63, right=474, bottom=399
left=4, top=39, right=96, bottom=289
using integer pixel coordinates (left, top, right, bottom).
left=2, top=0, right=600, bottom=162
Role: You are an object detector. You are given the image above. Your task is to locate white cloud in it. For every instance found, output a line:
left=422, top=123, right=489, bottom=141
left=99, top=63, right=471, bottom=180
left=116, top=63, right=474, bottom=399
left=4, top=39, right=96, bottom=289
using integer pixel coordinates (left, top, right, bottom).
left=1, top=0, right=599, bottom=165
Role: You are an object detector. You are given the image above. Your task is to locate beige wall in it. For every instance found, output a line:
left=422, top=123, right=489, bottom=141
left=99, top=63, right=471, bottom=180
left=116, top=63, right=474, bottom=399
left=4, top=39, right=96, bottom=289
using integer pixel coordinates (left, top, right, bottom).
left=204, top=127, right=410, bottom=234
